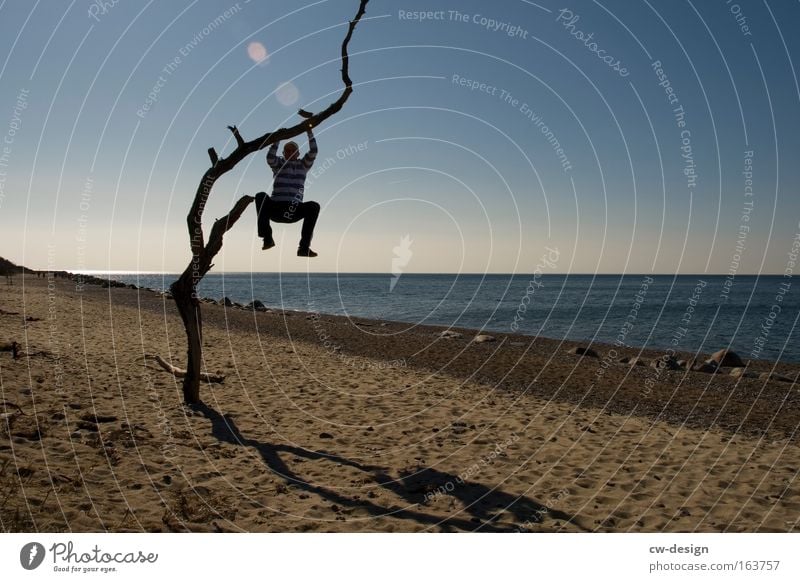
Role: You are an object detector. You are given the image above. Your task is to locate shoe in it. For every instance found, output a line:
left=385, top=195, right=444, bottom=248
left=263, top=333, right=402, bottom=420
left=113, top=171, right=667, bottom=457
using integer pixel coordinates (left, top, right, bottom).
left=262, top=238, right=275, bottom=250
left=297, top=248, right=318, bottom=258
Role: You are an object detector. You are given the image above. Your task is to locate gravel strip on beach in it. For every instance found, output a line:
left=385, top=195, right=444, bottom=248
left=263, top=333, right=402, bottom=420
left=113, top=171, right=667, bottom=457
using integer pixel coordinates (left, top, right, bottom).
left=83, top=276, right=800, bottom=442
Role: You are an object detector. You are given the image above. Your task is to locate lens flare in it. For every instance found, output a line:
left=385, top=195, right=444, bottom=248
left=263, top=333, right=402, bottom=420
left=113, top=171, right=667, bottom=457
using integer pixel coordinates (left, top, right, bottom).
left=247, top=42, right=268, bottom=63
left=275, top=81, right=299, bottom=106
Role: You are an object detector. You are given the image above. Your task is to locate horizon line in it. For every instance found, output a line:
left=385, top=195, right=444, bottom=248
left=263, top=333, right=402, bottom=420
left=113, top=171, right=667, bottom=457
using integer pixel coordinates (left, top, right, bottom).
left=63, top=270, right=786, bottom=277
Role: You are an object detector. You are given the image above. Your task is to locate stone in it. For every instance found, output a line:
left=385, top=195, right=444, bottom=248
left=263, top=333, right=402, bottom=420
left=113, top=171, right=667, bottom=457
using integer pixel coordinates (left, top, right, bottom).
left=692, top=360, right=719, bottom=374
left=650, top=355, right=682, bottom=371
left=709, top=349, right=745, bottom=368
left=730, top=367, right=758, bottom=379
left=473, top=334, right=496, bottom=343
left=439, top=330, right=463, bottom=339
left=248, top=300, right=268, bottom=312
left=568, top=346, right=599, bottom=358
left=221, top=297, right=233, bottom=307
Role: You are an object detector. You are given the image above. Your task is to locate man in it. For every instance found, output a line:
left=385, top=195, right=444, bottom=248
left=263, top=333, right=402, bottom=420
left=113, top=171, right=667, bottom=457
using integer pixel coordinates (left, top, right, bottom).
left=255, top=125, right=320, bottom=257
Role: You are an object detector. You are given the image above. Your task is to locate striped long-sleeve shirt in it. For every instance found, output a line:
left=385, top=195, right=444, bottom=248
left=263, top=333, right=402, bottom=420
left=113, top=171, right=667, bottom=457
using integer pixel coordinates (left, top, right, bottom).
left=266, top=136, right=317, bottom=202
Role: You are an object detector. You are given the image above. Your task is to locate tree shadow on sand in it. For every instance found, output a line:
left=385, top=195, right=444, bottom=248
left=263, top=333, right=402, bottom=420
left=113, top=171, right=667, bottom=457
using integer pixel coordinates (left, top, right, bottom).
left=193, top=403, right=590, bottom=532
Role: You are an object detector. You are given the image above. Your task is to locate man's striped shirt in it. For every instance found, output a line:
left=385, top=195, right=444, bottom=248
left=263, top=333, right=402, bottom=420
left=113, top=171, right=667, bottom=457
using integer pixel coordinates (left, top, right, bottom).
left=266, top=137, right=317, bottom=202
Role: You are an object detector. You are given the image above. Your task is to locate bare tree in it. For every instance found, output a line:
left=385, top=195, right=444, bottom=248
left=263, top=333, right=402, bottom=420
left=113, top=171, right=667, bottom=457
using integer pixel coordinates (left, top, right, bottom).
left=168, top=0, right=369, bottom=404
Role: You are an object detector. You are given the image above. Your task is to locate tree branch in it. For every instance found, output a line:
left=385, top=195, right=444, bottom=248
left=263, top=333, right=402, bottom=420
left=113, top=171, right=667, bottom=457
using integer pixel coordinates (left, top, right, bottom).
left=185, top=195, right=255, bottom=287
left=204, top=195, right=255, bottom=263
left=227, top=125, right=245, bottom=147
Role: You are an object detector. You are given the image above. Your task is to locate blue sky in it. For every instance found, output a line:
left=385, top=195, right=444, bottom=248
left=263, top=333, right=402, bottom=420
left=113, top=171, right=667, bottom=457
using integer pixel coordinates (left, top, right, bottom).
left=1, top=0, right=799, bottom=275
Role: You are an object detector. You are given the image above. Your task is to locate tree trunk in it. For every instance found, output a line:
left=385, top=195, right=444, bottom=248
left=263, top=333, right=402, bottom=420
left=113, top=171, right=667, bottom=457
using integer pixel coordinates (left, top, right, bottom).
left=164, top=0, right=369, bottom=405
left=171, top=273, right=203, bottom=404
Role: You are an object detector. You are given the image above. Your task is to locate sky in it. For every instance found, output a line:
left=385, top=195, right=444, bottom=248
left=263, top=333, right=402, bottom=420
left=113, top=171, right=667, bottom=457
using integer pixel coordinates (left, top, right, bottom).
left=0, top=0, right=799, bottom=275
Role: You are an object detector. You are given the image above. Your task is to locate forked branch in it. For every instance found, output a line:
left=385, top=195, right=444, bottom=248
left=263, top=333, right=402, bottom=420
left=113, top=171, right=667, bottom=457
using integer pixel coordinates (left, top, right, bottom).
left=170, top=0, right=370, bottom=404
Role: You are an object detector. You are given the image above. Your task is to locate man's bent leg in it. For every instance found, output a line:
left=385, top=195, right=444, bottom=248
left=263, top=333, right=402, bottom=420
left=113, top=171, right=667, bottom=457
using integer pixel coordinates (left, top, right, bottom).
left=298, top=201, right=320, bottom=251
left=255, top=192, right=273, bottom=240
left=255, top=192, right=275, bottom=249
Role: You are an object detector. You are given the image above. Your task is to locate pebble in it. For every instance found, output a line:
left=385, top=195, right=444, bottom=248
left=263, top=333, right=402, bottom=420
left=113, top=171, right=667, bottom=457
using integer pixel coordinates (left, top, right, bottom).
left=650, top=356, right=681, bottom=371
left=730, top=367, right=758, bottom=379
left=439, top=330, right=463, bottom=339
left=568, top=346, right=599, bottom=358
left=709, top=349, right=745, bottom=368
left=692, top=361, right=719, bottom=374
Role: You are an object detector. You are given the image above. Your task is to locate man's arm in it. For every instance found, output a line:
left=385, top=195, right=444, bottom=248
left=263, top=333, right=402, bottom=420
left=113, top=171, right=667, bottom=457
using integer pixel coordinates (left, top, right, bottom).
left=303, top=127, right=318, bottom=168
left=267, top=141, right=281, bottom=170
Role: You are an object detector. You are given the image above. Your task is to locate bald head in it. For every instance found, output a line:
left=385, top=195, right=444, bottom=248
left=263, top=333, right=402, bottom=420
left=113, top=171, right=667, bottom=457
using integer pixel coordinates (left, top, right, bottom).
left=283, top=141, right=299, bottom=161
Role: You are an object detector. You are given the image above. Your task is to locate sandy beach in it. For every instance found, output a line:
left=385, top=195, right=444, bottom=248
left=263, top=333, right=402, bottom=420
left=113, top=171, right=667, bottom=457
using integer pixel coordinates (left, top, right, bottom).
left=1, top=274, right=799, bottom=532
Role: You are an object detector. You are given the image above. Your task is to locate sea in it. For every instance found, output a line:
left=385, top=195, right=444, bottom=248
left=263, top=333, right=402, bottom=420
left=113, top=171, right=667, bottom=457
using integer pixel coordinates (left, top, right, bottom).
left=102, top=273, right=799, bottom=364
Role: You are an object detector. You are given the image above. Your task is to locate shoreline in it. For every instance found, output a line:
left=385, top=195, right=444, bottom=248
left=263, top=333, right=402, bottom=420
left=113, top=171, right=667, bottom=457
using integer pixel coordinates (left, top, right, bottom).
left=28, top=272, right=800, bottom=441
left=2, top=274, right=799, bottom=532
left=70, top=271, right=800, bottom=367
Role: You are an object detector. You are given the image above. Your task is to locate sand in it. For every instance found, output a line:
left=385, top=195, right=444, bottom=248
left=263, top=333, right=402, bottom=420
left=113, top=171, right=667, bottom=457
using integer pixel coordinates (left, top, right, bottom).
left=1, top=274, right=799, bottom=532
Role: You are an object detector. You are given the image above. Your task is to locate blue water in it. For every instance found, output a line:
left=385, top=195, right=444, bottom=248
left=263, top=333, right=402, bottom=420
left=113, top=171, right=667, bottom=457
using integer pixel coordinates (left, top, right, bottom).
left=106, top=273, right=800, bottom=363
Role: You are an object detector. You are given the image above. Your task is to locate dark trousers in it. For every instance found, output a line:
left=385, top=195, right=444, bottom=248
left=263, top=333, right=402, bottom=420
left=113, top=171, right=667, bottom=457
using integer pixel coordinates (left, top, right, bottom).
left=255, top=192, right=320, bottom=250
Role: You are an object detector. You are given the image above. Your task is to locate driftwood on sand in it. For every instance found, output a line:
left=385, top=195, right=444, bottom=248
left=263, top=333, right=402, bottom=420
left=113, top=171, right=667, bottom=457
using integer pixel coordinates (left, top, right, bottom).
left=142, top=354, right=225, bottom=384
